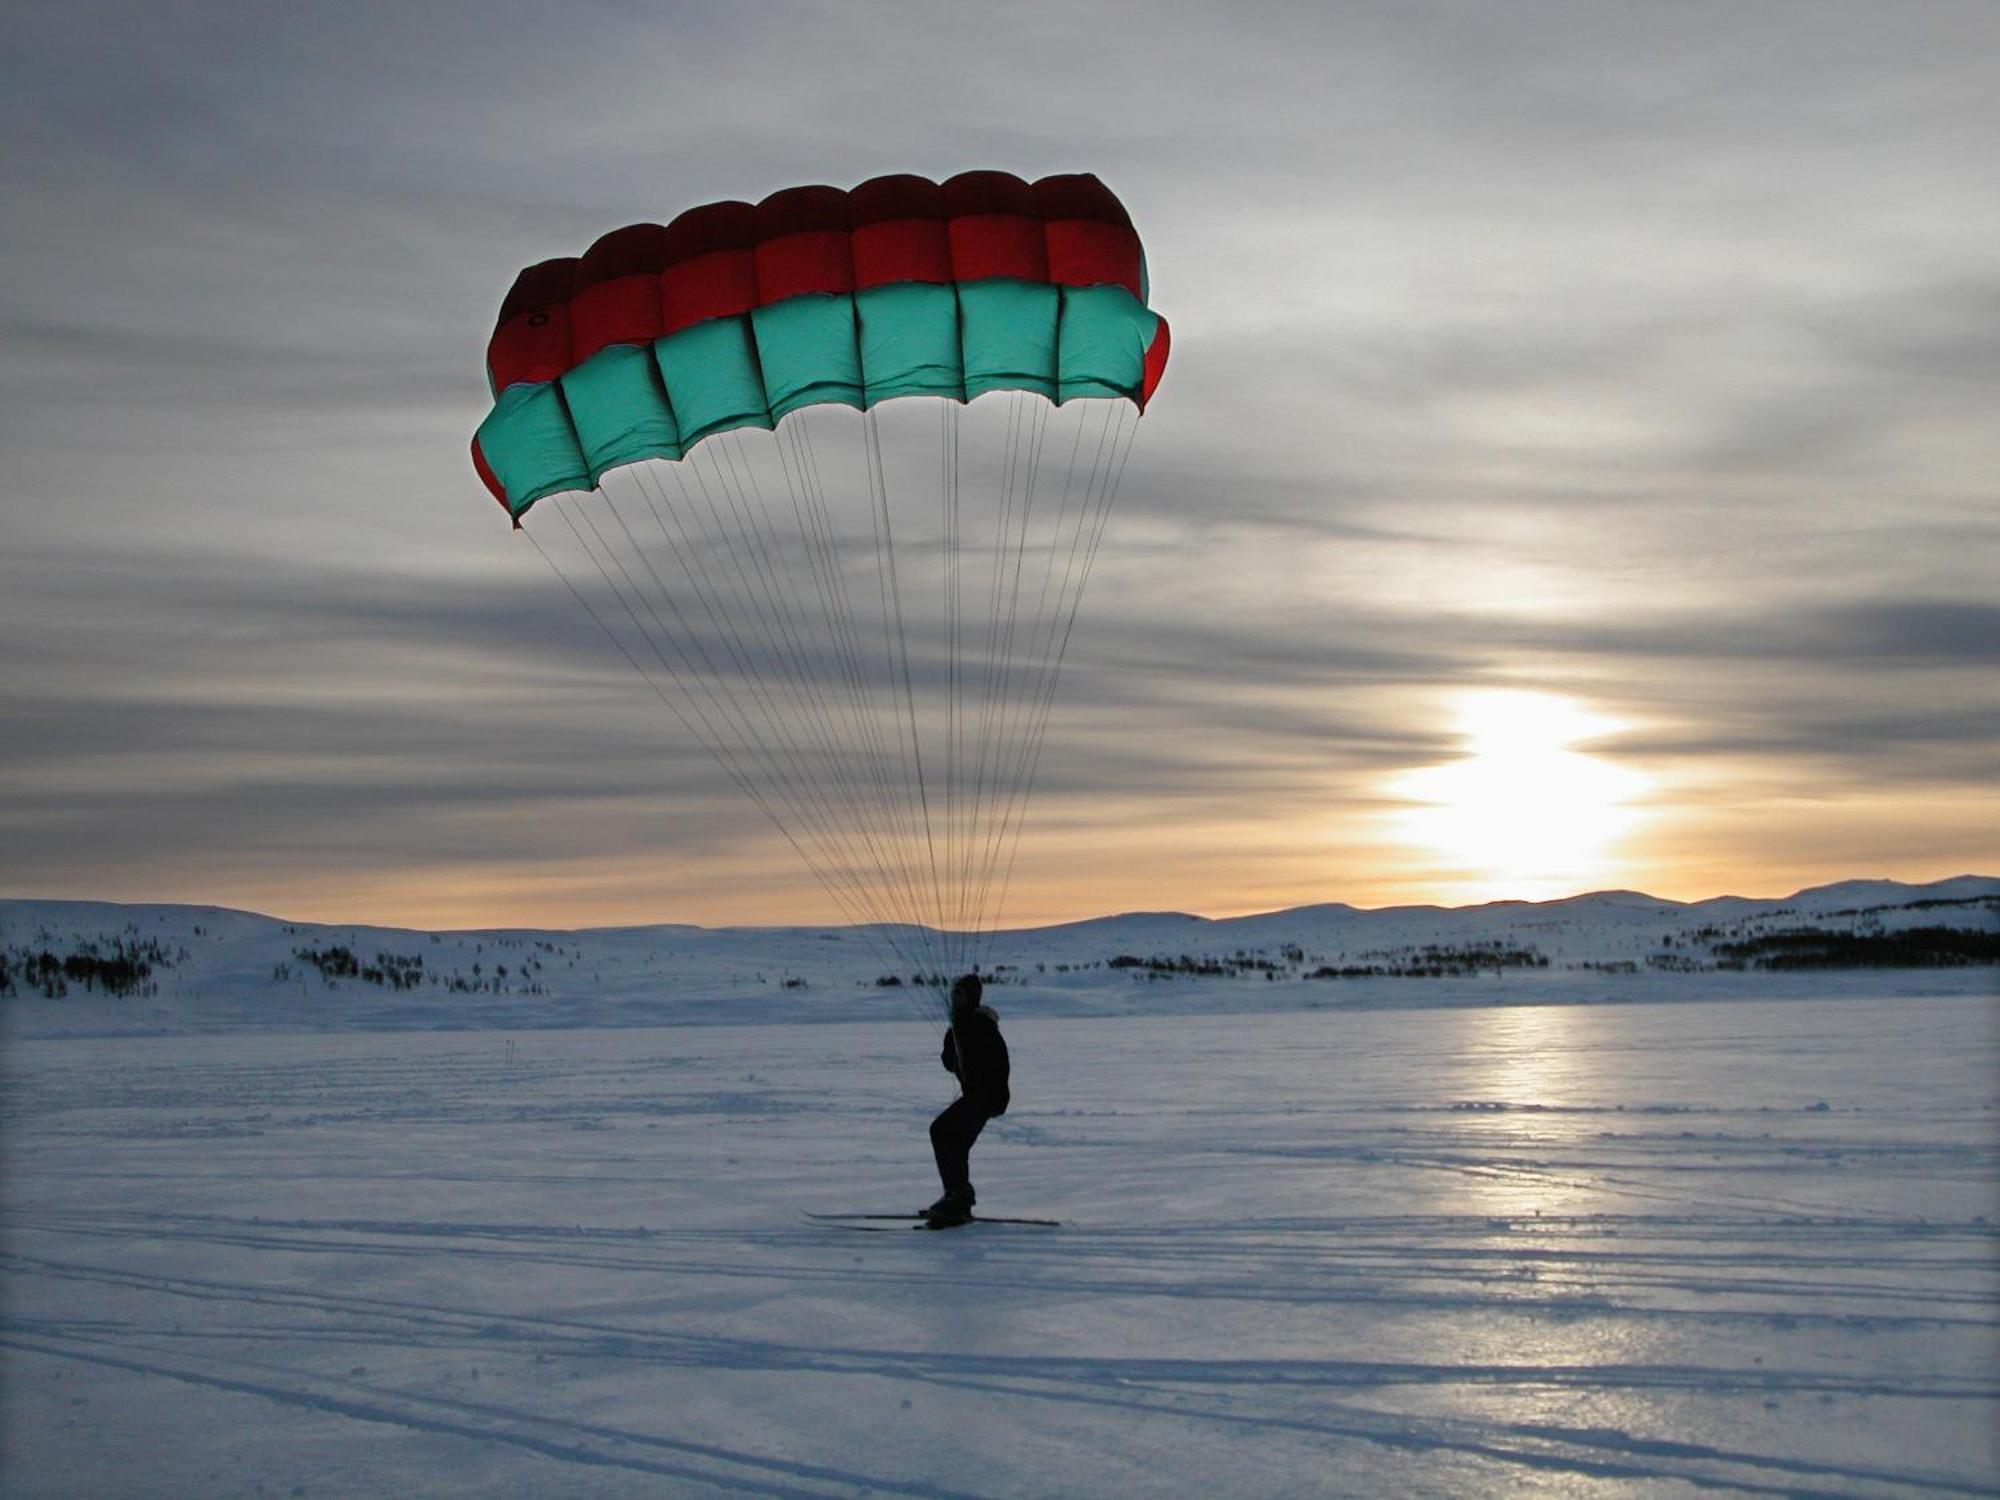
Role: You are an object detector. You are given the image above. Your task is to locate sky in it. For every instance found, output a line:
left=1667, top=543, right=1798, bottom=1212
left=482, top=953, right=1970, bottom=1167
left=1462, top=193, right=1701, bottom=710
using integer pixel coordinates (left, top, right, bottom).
left=3, top=0, right=1996, bottom=930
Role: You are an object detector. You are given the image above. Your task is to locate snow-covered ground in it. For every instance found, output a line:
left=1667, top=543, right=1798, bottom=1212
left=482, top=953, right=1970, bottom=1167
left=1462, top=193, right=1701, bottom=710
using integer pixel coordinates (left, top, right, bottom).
left=4, top=980, right=1996, bottom=1495
left=3, top=880, right=1994, bottom=1494
left=2, top=875, right=1993, bottom=1036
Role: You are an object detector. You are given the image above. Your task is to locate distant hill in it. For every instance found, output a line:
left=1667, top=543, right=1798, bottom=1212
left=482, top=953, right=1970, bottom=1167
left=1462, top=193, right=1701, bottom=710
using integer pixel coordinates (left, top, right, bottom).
left=1, top=876, right=1992, bottom=1036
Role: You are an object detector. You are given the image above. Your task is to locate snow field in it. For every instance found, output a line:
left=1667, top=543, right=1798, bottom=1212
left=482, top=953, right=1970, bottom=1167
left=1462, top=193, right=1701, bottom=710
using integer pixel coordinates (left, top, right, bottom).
left=2, top=993, right=1996, bottom=1497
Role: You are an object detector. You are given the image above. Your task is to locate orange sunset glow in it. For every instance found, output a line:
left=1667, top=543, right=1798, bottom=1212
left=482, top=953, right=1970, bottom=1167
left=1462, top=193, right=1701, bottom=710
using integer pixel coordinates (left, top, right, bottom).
left=2, top=9, right=1994, bottom=933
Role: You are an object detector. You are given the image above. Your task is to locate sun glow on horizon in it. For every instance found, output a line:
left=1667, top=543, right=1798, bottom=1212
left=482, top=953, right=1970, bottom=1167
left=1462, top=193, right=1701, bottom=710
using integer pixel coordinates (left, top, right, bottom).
left=1388, top=690, right=1652, bottom=902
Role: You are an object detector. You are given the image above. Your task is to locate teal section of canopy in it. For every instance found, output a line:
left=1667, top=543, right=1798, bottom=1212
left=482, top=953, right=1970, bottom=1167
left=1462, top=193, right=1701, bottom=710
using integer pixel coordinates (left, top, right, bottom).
left=1057, top=285, right=1155, bottom=401
left=475, top=280, right=1162, bottom=517
left=753, top=294, right=865, bottom=420
left=959, top=280, right=1058, bottom=402
left=653, top=316, right=769, bottom=451
left=479, top=382, right=590, bottom=512
left=560, top=343, right=679, bottom=484
left=857, top=282, right=963, bottom=401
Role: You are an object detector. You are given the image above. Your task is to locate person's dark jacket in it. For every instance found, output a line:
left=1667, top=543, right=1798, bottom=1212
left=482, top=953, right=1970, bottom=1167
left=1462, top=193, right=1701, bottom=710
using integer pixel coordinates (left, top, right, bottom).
left=942, top=1004, right=1010, bottom=1115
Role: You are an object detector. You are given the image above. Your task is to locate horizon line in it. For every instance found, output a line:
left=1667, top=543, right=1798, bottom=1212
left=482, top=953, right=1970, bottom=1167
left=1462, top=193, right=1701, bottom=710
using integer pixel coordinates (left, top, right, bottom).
left=2, top=872, right=1991, bottom=939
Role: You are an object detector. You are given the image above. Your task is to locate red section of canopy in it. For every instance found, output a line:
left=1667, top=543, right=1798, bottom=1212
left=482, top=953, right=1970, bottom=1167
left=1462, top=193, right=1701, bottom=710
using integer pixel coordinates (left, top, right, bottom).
left=850, top=174, right=953, bottom=288
left=488, top=171, right=1152, bottom=393
left=752, top=185, right=855, bottom=302
left=572, top=223, right=666, bottom=355
left=657, top=201, right=759, bottom=337
left=943, top=171, right=1046, bottom=283
left=469, top=434, right=511, bottom=515
left=489, top=259, right=578, bottom=389
left=1139, top=317, right=1171, bottom=410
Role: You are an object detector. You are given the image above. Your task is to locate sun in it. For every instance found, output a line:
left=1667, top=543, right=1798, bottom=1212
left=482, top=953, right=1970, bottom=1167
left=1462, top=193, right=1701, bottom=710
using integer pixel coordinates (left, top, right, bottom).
left=1389, top=691, right=1650, bottom=901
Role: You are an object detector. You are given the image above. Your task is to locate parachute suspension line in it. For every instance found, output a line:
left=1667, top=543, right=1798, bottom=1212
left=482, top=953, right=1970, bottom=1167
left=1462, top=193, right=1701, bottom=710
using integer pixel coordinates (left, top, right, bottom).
left=947, top=398, right=972, bottom=979
left=941, top=398, right=962, bottom=976
left=960, top=401, right=1088, bottom=953
left=959, top=393, right=1035, bottom=964
left=970, top=401, right=1130, bottom=954
left=523, top=514, right=918, bottom=979
left=565, top=491, right=910, bottom=960
left=972, top=401, right=1142, bottom=963
left=699, top=433, right=940, bottom=969
left=761, top=421, right=937, bottom=976
left=971, top=395, right=1090, bottom=952
left=593, top=473, right=897, bottom=953
left=962, top=391, right=1055, bottom=961
left=952, top=393, right=1012, bottom=971
left=963, top=392, right=1016, bottom=905
left=654, top=450, right=861, bottom=855
left=703, top=432, right=951, bottom=995
left=783, top=416, right=952, bottom=1006
left=781, top=412, right=951, bottom=1005
left=960, top=396, right=1067, bottom=961
left=963, top=399, right=1139, bottom=965
left=864, top=406, right=951, bottom=1007
left=566, top=494, right=824, bottom=856
left=714, top=426, right=946, bottom=998
left=948, top=398, right=969, bottom=976
left=975, top=398, right=1119, bottom=909
left=598, top=478, right=841, bottom=865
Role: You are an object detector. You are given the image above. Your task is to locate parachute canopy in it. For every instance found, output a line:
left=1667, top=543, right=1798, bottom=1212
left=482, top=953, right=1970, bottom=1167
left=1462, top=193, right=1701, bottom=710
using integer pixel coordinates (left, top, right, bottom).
left=472, top=171, right=1170, bottom=517
left=471, top=171, right=1167, bottom=995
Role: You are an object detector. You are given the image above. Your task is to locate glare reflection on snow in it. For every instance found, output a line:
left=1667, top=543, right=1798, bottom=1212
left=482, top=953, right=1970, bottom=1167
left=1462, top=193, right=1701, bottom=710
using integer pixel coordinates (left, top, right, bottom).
left=1455, top=1002, right=1602, bottom=1218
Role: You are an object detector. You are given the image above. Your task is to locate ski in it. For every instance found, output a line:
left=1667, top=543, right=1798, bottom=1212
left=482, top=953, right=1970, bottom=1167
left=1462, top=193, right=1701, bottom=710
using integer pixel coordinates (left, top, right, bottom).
left=803, top=1210, right=1060, bottom=1229
left=802, top=1211, right=926, bottom=1221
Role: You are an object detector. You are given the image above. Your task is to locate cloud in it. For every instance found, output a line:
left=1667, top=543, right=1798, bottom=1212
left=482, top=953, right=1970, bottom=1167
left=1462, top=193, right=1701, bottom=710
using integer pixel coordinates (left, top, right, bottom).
left=1, top=1, right=1996, bottom=921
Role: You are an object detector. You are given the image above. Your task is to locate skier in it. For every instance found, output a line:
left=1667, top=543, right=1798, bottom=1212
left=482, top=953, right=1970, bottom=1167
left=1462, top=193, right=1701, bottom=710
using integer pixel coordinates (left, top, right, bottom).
left=923, top=973, right=1010, bottom=1226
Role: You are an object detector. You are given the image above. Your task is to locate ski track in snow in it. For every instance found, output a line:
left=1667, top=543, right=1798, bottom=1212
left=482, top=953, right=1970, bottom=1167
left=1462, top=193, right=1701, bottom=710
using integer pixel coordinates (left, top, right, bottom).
left=2, top=997, right=1996, bottom=1497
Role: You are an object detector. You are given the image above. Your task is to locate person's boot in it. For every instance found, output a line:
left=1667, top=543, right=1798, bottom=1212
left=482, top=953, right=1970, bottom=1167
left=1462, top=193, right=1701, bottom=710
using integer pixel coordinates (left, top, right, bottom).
left=922, top=1187, right=974, bottom=1225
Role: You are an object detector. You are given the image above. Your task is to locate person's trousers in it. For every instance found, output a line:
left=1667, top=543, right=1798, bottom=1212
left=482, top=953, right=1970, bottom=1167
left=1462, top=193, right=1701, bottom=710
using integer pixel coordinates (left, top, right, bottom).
left=929, top=1096, right=993, bottom=1194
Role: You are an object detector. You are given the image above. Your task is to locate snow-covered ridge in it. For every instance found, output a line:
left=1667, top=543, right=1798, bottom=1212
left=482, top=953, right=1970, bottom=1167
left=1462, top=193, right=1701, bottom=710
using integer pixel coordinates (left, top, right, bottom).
left=1, top=875, right=1991, bottom=1037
